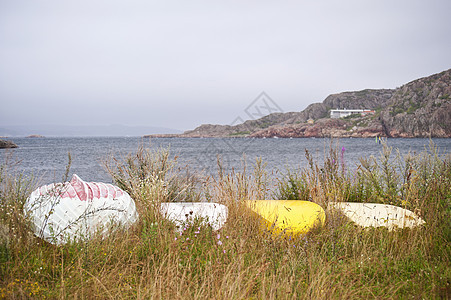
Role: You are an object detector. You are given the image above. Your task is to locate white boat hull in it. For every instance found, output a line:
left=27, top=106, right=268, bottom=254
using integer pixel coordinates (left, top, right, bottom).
left=328, top=202, right=425, bottom=230
left=160, top=202, right=228, bottom=231
left=24, top=175, right=138, bottom=244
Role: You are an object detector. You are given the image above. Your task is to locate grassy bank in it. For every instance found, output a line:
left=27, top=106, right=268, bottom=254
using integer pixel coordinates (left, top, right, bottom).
left=0, top=142, right=450, bottom=299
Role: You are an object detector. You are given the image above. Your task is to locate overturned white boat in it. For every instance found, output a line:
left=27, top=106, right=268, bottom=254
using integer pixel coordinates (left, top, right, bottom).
left=160, top=202, right=228, bottom=231
left=24, top=174, right=138, bottom=245
left=328, top=202, right=425, bottom=230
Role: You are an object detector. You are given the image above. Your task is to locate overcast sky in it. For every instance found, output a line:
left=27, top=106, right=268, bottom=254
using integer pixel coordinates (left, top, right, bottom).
left=1, top=0, right=450, bottom=131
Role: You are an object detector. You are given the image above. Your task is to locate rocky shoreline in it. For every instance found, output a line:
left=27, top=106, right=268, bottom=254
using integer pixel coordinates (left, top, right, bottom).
left=0, top=139, right=18, bottom=148
left=145, top=69, right=451, bottom=139
left=143, top=118, right=385, bottom=139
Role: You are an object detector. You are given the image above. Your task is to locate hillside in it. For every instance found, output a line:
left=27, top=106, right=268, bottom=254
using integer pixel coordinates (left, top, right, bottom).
left=146, top=69, right=451, bottom=138
left=380, top=70, right=451, bottom=137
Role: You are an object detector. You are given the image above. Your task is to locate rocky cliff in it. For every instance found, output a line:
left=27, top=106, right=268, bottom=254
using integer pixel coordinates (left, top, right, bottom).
left=252, top=69, right=451, bottom=138
left=145, top=69, right=451, bottom=138
left=379, top=70, right=451, bottom=137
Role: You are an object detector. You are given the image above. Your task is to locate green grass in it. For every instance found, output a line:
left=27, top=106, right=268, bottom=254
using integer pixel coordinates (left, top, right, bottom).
left=342, top=114, right=360, bottom=120
left=228, top=131, right=251, bottom=137
left=0, top=142, right=450, bottom=299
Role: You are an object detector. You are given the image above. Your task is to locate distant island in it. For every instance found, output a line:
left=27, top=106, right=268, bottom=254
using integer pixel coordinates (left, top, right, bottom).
left=26, top=134, right=45, bottom=138
left=145, top=69, right=451, bottom=138
left=0, top=124, right=182, bottom=138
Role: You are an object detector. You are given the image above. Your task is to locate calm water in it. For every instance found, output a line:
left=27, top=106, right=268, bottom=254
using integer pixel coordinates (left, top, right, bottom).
left=1, top=137, right=450, bottom=184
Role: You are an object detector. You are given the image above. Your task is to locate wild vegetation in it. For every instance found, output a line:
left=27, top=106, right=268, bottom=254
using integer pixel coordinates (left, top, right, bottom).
left=0, top=142, right=449, bottom=299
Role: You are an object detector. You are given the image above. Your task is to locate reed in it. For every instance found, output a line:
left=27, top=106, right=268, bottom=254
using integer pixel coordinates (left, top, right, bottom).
left=0, top=141, right=449, bottom=299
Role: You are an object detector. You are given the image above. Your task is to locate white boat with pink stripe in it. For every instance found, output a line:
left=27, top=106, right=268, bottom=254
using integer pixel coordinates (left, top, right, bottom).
left=24, top=174, right=138, bottom=245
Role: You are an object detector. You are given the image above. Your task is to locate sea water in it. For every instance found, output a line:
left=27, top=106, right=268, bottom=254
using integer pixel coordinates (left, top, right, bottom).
left=1, top=137, right=450, bottom=184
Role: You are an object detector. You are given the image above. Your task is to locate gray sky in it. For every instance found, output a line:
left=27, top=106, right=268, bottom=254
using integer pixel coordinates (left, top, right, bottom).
left=1, top=0, right=450, bottom=131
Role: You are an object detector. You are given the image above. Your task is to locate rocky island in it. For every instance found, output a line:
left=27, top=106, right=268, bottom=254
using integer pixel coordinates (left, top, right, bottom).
left=145, top=69, right=451, bottom=138
left=0, top=139, right=18, bottom=148
left=26, top=134, right=45, bottom=138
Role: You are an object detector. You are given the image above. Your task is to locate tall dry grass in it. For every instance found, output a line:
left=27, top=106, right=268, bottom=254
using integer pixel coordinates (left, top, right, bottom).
left=0, top=142, right=449, bottom=299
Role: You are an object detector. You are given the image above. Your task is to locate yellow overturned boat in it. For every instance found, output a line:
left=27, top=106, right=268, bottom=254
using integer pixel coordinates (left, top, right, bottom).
left=245, top=200, right=325, bottom=236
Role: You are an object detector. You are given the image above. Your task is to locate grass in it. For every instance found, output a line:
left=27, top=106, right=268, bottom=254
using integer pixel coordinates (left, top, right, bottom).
left=228, top=131, right=251, bottom=137
left=0, top=142, right=450, bottom=299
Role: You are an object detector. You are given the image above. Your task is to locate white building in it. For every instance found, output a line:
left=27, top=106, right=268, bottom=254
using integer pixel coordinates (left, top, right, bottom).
left=330, top=109, right=375, bottom=119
